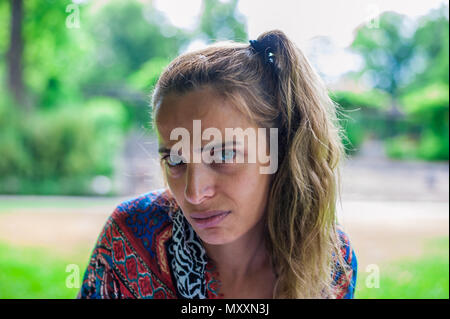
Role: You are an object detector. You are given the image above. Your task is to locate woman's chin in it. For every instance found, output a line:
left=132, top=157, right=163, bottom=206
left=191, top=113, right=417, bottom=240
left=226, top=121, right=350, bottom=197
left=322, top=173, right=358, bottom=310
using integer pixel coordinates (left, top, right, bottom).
left=195, top=228, right=236, bottom=246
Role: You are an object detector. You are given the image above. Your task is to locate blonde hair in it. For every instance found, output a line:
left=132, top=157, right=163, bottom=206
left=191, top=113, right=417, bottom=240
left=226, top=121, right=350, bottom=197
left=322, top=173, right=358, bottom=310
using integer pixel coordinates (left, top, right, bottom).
left=151, top=30, right=351, bottom=298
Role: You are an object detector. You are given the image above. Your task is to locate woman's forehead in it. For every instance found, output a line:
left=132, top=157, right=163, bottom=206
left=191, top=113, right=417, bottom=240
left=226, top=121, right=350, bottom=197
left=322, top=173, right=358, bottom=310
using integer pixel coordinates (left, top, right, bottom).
left=155, top=89, right=255, bottom=140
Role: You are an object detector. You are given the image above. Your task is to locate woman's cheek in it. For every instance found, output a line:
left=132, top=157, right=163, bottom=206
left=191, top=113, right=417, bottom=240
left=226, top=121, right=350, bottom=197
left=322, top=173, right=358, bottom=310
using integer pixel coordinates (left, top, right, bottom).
left=165, top=173, right=185, bottom=198
left=164, top=165, right=185, bottom=179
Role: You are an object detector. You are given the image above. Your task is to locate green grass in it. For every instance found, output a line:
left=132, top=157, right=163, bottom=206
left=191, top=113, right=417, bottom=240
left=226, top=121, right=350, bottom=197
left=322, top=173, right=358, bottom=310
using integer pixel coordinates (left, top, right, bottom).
left=355, top=236, right=449, bottom=299
left=0, top=241, right=89, bottom=299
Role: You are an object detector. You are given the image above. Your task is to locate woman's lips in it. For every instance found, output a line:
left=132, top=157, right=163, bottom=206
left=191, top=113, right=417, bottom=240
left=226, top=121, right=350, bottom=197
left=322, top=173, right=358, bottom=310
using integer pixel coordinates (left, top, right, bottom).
left=190, top=210, right=231, bottom=229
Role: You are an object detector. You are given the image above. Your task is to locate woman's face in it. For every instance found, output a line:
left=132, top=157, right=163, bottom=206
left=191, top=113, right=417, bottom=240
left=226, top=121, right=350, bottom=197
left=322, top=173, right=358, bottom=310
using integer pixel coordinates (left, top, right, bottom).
left=155, top=87, right=272, bottom=245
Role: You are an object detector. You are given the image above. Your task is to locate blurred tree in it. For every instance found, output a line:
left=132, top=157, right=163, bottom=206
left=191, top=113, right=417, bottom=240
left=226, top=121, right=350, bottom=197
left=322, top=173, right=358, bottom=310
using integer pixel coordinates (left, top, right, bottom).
left=3, top=0, right=191, bottom=112
left=351, top=6, right=449, bottom=101
left=407, top=5, right=449, bottom=90
left=0, top=0, right=252, bottom=195
left=345, top=6, right=449, bottom=160
left=14, top=0, right=88, bottom=109
left=351, top=12, right=416, bottom=101
left=351, top=12, right=421, bottom=139
left=80, top=0, right=190, bottom=127
left=83, top=1, right=188, bottom=88
left=352, top=6, right=449, bottom=160
left=0, top=1, right=9, bottom=56
left=7, top=0, right=25, bottom=106
left=198, top=0, right=247, bottom=42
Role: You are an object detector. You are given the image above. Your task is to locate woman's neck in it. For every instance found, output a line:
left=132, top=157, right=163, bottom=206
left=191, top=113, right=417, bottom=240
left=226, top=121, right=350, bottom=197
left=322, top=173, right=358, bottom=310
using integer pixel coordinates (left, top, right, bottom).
left=202, top=218, right=269, bottom=281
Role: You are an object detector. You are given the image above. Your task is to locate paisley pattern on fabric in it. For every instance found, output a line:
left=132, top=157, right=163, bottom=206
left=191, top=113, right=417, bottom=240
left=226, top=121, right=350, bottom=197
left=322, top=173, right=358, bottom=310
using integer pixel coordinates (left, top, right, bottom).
left=167, top=209, right=208, bottom=299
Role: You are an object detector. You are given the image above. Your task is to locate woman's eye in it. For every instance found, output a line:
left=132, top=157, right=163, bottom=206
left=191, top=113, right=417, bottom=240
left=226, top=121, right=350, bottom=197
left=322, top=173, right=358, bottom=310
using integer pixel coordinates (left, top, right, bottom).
left=214, top=149, right=236, bottom=162
left=164, top=154, right=185, bottom=167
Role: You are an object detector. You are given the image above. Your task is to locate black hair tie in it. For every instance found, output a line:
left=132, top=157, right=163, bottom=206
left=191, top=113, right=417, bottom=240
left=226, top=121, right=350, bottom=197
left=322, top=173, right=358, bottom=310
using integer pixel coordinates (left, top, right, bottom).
left=249, top=39, right=275, bottom=65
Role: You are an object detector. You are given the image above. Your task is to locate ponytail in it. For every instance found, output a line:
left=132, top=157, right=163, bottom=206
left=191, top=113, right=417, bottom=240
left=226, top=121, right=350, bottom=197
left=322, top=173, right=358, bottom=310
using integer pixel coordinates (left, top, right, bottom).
left=252, top=30, right=350, bottom=298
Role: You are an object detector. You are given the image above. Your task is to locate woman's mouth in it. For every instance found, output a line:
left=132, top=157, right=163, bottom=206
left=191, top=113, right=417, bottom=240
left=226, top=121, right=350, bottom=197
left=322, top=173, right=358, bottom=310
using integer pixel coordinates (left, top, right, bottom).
left=190, top=210, right=231, bottom=229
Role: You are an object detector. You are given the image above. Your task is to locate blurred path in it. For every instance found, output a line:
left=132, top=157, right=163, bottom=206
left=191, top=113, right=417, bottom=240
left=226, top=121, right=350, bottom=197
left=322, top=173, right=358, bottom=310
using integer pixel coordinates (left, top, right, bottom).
left=341, top=139, right=449, bottom=202
left=337, top=200, right=449, bottom=272
left=0, top=198, right=118, bottom=259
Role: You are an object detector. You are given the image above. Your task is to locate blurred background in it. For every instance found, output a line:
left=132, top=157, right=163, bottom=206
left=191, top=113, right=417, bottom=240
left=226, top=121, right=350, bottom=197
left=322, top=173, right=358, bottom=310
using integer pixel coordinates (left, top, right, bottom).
left=0, top=0, right=448, bottom=299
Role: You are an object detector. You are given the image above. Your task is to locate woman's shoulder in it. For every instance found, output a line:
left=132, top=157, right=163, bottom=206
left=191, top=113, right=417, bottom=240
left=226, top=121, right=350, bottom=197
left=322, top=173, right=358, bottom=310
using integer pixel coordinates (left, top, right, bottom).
left=111, top=188, right=178, bottom=230
left=336, top=224, right=356, bottom=266
left=105, top=188, right=178, bottom=252
left=77, top=188, right=179, bottom=299
left=333, top=224, right=358, bottom=299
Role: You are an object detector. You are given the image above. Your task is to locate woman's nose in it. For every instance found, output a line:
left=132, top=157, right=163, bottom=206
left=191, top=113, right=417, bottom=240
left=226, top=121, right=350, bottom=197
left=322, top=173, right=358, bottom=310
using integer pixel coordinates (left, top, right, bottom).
left=184, top=163, right=215, bottom=205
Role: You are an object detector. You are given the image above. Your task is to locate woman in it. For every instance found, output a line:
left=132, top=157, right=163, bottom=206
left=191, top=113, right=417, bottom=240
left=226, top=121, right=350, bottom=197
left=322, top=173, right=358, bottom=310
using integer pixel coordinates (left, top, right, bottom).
left=77, top=30, right=357, bottom=299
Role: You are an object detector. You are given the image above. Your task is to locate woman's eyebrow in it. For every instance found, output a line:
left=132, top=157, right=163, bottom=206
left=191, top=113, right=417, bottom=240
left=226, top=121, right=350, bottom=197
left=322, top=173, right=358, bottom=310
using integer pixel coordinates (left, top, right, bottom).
left=159, top=139, right=244, bottom=155
left=158, top=146, right=170, bottom=154
left=199, top=140, right=241, bottom=152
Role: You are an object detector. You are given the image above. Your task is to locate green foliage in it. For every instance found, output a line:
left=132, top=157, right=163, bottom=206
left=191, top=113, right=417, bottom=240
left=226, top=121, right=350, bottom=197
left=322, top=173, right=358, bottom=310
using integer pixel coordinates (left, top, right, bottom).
left=331, top=90, right=390, bottom=110
left=331, top=90, right=392, bottom=154
left=401, top=82, right=449, bottom=116
left=416, top=129, right=449, bottom=161
left=21, top=0, right=87, bottom=109
left=388, top=82, right=450, bottom=161
left=351, top=12, right=416, bottom=96
left=82, top=0, right=188, bottom=86
left=4, top=0, right=191, bottom=126
left=128, top=57, right=171, bottom=92
left=199, top=0, right=247, bottom=42
left=0, top=98, right=32, bottom=178
left=337, top=109, right=366, bottom=155
left=408, top=6, right=449, bottom=91
left=0, top=1, right=10, bottom=59
left=385, top=135, right=421, bottom=160
left=75, top=0, right=193, bottom=129
left=0, top=94, right=127, bottom=195
left=356, top=237, right=449, bottom=299
left=83, top=97, right=129, bottom=173
left=1, top=0, right=252, bottom=195
left=350, top=5, right=449, bottom=161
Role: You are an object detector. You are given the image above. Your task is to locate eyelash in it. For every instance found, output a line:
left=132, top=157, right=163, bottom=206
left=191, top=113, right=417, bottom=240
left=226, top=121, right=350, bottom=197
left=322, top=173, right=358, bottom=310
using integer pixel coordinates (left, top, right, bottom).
left=162, top=154, right=186, bottom=168
left=161, top=149, right=237, bottom=168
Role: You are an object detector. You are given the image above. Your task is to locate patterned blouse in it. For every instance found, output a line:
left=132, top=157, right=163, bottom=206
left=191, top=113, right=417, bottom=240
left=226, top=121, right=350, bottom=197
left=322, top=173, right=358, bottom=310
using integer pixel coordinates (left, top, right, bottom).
left=77, top=189, right=357, bottom=299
